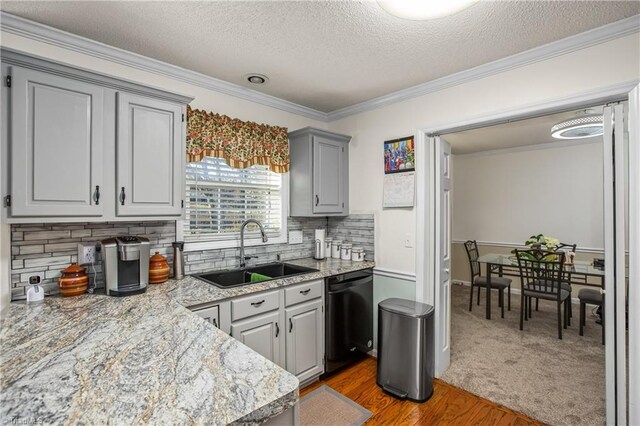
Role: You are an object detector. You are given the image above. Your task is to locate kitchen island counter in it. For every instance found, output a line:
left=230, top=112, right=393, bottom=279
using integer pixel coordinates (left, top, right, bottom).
left=0, top=288, right=298, bottom=424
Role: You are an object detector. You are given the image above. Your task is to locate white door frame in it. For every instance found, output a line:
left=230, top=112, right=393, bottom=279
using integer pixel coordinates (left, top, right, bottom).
left=414, top=81, right=638, bottom=396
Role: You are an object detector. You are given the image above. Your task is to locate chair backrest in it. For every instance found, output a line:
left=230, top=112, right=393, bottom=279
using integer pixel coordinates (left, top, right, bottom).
left=515, top=249, right=566, bottom=300
left=556, top=242, right=577, bottom=253
left=464, top=240, right=481, bottom=281
left=555, top=242, right=577, bottom=280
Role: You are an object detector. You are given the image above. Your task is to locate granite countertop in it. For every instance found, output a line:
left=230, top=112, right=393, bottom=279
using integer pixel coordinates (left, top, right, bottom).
left=0, top=257, right=374, bottom=424
left=161, top=257, right=376, bottom=309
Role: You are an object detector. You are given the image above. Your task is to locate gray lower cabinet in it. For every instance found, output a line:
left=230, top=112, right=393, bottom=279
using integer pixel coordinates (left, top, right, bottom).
left=231, top=311, right=283, bottom=367
left=289, top=127, right=350, bottom=217
left=216, top=280, right=325, bottom=382
left=116, top=93, right=184, bottom=217
left=10, top=66, right=104, bottom=217
left=285, top=298, right=324, bottom=382
left=192, top=302, right=231, bottom=334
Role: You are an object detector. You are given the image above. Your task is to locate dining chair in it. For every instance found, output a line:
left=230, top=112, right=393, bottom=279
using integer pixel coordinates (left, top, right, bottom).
left=533, top=242, right=576, bottom=325
left=464, top=240, right=512, bottom=318
left=515, top=249, right=570, bottom=339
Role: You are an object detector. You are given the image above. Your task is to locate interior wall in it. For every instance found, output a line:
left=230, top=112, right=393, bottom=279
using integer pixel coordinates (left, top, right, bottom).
left=451, top=140, right=604, bottom=249
left=328, top=33, right=639, bottom=278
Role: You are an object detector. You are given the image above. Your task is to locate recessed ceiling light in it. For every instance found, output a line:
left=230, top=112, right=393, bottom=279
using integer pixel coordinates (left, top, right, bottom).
left=245, top=74, right=269, bottom=85
left=551, top=111, right=604, bottom=140
left=377, top=0, right=478, bottom=20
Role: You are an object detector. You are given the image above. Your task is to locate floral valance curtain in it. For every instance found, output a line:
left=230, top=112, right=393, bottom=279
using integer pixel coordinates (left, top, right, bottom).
left=186, top=105, right=290, bottom=173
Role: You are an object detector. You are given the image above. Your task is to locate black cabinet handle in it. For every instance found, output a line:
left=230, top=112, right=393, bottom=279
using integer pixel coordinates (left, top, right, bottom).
left=300, top=289, right=311, bottom=295
left=315, top=194, right=319, bottom=206
left=212, top=318, right=218, bottom=328
left=289, top=318, right=293, bottom=333
left=94, top=185, right=100, bottom=205
left=275, top=322, right=279, bottom=338
left=120, top=187, right=126, bottom=206
left=251, top=300, right=265, bottom=307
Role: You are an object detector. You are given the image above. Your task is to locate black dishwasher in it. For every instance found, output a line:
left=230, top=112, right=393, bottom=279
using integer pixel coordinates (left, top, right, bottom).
left=323, top=269, right=373, bottom=376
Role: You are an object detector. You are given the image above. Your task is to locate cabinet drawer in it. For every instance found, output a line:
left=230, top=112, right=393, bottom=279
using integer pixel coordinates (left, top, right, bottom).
left=285, top=280, right=323, bottom=307
left=232, top=290, right=280, bottom=321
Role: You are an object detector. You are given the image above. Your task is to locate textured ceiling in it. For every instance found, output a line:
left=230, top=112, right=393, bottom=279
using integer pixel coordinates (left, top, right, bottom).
left=444, top=105, right=609, bottom=155
left=1, top=1, right=638, bottom=112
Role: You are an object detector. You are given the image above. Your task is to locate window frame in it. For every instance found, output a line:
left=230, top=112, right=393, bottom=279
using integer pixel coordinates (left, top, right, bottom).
left=177, top=164, right=289, bottom=253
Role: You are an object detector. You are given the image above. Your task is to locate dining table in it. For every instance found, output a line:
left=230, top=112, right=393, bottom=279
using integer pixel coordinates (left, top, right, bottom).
left=476, top=253, right=606, bottom=321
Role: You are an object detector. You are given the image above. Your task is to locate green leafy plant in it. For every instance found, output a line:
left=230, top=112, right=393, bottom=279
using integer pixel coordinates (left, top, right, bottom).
left=512, top=234, right=560, bottom=260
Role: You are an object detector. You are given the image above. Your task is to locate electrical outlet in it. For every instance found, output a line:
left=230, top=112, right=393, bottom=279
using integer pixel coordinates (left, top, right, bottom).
left=78, top=242, right=97, bottom=265
left=404, top=233, right=414, bottom=248
left=288, top=230, right=303, bottom=244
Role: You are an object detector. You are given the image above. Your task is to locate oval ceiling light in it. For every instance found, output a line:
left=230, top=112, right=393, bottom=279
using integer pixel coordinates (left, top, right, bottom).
left=378, top=0, right=478, bottom=20
left=551, top=111, right=604, bottom=140
left=245, top=73, right=269, bottom=85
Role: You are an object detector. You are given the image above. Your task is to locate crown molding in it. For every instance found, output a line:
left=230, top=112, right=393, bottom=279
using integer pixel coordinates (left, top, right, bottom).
left=327, top=15, right=640, bottom=121
left=1, top=11, right=638, bottom=123
left=454, top=136, right=603, bottom=158
left=0, top=11, right=330, bottom=122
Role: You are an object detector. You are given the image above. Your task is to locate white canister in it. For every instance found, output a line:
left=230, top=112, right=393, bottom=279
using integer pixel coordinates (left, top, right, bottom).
left=340, top=243, right=352, bottom=260
left=331, top=240, right=342, bottom=259
left=351, top=247, right=365, bottom=262
left=325, top=238, right=333, bottom=256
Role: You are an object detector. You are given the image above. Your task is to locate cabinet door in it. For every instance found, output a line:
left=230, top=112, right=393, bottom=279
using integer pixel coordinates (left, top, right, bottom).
left=10, top=66, right=104, bottom=217
left=231, top=311, right=282, bottom=366
left=312, top=136, right=344, bottom=214
left=117, top=93, right=183, bottom=216
left=193, top=305, right=220, bottom=328
left=286, top=299, right=324, bottom=382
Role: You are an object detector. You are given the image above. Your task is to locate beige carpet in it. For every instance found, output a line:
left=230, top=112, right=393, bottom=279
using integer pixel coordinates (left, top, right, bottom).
left=442, top=284, right=605, bottom=426
left=300, top=385, right=372, bottom=426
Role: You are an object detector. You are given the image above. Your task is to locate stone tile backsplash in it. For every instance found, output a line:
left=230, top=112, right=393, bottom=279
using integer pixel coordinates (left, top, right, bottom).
left=10, top=222, right=175, bottom=300
left=10, top=214, right=374, bottom=300
left=183, top=214, right=374, bottom=274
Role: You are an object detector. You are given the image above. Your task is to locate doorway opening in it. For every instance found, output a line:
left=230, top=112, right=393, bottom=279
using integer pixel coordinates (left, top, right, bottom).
left=441, top=105, right=610, bottom=425
left=415, top=86, right=637, bottom=425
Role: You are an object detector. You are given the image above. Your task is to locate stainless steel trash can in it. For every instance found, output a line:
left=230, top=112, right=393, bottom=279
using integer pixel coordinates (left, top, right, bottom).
left=376, top=298, right=434, bottom=402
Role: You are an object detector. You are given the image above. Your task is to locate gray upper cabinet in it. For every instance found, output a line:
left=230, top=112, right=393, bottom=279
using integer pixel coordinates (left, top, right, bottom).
left=1, top=49, right=192, bottom=223
left=116, top=93, right=183, bottom=216
left=289, top=127, right=350, bottom=217
left=10, top=66, right=104, bottom=217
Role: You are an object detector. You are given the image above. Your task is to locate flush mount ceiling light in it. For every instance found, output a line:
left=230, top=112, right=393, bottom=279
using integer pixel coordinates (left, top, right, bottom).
left=245, top=73, right=269, bottom=85
left=551, top=110, right=604, bottom=140
left=377, top=0, right=478, bottom=20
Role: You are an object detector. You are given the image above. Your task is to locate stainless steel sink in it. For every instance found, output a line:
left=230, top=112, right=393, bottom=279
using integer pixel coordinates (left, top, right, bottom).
left=194, top=262, right=319, bottom=288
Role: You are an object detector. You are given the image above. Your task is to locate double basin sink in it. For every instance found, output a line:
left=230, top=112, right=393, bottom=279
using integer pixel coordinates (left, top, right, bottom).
left=195, top=262, right=319, bottom=289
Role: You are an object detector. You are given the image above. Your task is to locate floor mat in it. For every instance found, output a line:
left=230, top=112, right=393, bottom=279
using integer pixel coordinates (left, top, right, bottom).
left=300, top=384, right=372, bottom=426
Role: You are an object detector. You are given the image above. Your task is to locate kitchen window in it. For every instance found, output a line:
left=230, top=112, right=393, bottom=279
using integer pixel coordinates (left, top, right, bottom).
left=182, top=157, right=287, bottom=250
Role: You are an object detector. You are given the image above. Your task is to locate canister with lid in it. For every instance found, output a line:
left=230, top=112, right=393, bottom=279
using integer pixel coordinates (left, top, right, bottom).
left=331, top=240, right=342, bottom=259
left=340, top=243, right=352, bottom=260
left=352, top=247, right=365, bottom=262
left=325, top=238, right=333, bottom=256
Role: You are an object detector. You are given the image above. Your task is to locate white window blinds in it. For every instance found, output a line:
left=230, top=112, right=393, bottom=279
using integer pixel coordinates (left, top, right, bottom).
left=185, top=157, right=283, bottom=241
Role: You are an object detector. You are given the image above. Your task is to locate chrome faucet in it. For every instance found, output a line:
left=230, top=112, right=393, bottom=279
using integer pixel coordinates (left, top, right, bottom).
left=239, top=219, right=269, bottom=268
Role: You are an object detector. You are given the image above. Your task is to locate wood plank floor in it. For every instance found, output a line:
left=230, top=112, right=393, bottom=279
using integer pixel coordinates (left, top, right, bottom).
left=300, top=357, right=543, bottom=425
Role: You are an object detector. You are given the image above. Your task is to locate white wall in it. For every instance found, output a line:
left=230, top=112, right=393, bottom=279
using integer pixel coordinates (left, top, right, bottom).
left=451, top=141, right=604, bottom=249
left=329, top=33, right=640, bottom=275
